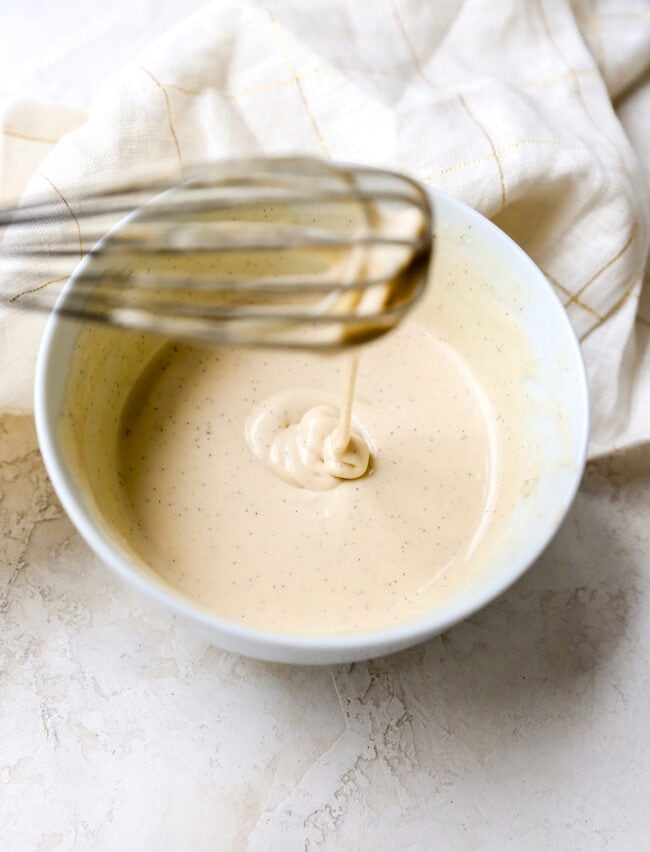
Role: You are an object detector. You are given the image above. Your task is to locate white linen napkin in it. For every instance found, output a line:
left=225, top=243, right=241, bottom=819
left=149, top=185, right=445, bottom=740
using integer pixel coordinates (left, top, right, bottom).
left=1, top=0, right=648, bottom=457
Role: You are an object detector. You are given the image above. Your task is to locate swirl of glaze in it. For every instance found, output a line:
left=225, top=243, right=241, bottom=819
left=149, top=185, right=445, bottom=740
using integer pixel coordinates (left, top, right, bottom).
left=246, top=391, right=370, bottom=491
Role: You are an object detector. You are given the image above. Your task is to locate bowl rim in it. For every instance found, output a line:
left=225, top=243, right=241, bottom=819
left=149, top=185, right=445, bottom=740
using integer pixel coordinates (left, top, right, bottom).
left=34, top=184, right=590, bottom=662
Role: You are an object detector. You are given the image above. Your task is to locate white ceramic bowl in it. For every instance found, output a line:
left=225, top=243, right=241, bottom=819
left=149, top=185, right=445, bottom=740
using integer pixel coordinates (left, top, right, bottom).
left=35, top=187, right=589, bottom=664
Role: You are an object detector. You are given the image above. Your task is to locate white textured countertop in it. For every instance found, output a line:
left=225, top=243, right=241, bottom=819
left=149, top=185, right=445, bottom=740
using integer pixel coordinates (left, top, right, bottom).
left=1, top=411, right=649, bottom=850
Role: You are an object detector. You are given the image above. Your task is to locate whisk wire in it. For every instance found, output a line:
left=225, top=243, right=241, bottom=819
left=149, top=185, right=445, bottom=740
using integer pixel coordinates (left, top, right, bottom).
left=0, top=157, right=432, bottom=349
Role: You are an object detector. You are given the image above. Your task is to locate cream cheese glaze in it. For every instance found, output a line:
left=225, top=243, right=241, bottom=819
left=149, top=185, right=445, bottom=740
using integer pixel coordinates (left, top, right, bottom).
left=116, top=318, right=505, bottom=635
left=61, top=224, right=536, bottom=636
left=245, top=356, right=371, bottom=490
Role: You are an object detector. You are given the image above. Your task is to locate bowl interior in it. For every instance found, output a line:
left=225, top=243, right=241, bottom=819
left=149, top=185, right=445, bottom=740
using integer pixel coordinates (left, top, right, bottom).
left=35, top=188, right=589, bottom=663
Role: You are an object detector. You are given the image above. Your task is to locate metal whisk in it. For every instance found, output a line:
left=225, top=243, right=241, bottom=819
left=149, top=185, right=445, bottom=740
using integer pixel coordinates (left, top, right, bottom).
left=0, top=157, right=432, bottom=349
